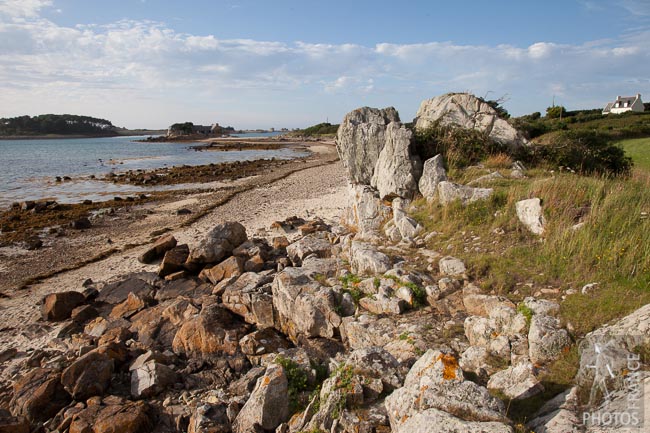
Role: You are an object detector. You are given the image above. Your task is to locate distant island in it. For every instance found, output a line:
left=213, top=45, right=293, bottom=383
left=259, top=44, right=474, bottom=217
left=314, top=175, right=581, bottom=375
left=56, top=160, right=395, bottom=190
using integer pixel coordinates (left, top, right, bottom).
left=0, top=114, right=165, bottom=139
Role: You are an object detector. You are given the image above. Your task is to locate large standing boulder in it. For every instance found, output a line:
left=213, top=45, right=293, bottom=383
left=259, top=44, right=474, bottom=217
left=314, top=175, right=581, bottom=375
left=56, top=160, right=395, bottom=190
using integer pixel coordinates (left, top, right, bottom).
left=232, top=364, right=289, bottom=433
left=336, top=107, right=400, bottom=185
left=186, top=221, right=248, bottom=267
left=371, top=122, right=421, bottom=200
left=414, top=93, right=529, bottom=151
left=418, top=154, right=448, bottom=200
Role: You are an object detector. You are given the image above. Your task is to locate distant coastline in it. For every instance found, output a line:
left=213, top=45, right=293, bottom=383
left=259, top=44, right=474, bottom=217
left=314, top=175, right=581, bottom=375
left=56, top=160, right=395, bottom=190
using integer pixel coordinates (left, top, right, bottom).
left=0, top=130, right=165, bottom=140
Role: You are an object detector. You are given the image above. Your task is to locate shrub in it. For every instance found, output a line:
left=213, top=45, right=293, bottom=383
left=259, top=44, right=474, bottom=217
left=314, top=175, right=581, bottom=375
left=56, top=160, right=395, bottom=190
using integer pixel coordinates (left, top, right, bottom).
left=546, top=106, right=566, bottom=119
left=531, top=130, right=632, bottom=177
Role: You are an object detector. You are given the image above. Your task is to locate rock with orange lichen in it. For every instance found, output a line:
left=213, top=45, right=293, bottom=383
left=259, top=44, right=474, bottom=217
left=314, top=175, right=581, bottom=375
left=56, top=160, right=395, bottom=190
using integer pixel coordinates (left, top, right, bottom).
left=385, top=349, right=510, bottom=432
left=231, top=364, right=288, bottom=433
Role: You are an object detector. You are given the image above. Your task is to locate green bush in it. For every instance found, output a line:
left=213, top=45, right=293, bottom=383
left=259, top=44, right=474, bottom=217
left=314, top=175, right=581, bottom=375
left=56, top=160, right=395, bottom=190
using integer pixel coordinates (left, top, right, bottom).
left=546, top=106, right=567, bottom=119
left=532, top=130, right=632, bottom=177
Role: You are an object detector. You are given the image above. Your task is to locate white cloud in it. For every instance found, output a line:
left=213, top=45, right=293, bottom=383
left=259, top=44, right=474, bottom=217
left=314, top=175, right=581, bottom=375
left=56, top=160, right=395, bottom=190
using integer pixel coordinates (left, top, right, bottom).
left=0, top=5, right=648, bottom=128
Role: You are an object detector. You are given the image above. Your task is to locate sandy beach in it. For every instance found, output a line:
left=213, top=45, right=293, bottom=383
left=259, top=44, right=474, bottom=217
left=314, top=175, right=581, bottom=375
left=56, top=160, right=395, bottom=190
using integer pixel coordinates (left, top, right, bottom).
left=0, top=141, right=346, bottom=350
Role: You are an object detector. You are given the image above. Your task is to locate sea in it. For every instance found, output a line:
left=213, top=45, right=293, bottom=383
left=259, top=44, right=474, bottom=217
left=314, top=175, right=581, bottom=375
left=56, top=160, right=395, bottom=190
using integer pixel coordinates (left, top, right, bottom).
left=0, top=135, right=303, bottom=208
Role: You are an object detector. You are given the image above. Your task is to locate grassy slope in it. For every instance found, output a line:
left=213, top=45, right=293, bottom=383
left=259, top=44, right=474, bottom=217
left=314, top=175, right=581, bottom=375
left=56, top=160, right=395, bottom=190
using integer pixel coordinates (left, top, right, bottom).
left=409, top=142, right=650, bottom=425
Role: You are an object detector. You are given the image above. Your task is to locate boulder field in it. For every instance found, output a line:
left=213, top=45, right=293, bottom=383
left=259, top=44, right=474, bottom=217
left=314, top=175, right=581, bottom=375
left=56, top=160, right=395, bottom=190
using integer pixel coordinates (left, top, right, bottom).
left=0, top=93, right=643, bottom=433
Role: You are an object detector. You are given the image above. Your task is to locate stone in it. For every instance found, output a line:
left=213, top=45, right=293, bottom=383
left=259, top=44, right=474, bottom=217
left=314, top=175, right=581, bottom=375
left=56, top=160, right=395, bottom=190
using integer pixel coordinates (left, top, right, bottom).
left=272, top=236, right=289, bottom=249
left=61, top=350, right=114, bottom=400
left=155, top=278, right=212, bottom=302
left=70, top=217, right=91, bottom=230
left=468, top=171, right=505, bottom=186
left=172, top=304, right=246, bottom=359
left=188, top=403, right=231, bottom=433
left=186, top=221, right=248, bottom=266
left=232, top=364, right=289, bottom=433
left=359, top=294, right=406, bottom=315
left=41, top=291, right=86, bottom=321
left=347, top=347, right=404, bottom=391
left=70, top=305, right=98, bottom=324
left=437, top=181, right=493, bottom=205
left=385, top=350, right=508, bottom=431
left=523, top=297, right=560, bottom=317
left=70, top=400, right=152, bottom=433
left=418, top=154, right=447, bottom=200
left=487, top=362, right=544, bottom=400
left=200, top=256, right=245, bottom=284
left=528, top=315, right=571, bottom=365
left=158, top=244, right=190, bottom=277
left=0, top=410, right=29, bottom=433
left=239, top=328, right=291, bottom=357
left=390, top=409, right=513, bottom=433
left=516, top=198, right=545, bottom=235
left=272, top=267, right=341, bottom=342
left=162, top=298, right=200, bottom=326
left=414, top=92, right=529, bottom=151
left=526, top=387, right=581, bottom=433
left=392, top=198, right=423, bottom=239
left=336, top=106, right=400, bottom=185
left=109, top=291, right=151, bottom=319
left=463, top=293, right=516, bottom=317
left=286, top=233, right=332, bottom=266
left=138, top=234, right=177, bottom=264
left=10, top=368, right=70, bottom=423
left=350, top=241, right=391, bottom=276
left=438, top=256, right=466, bottom=277
left=342, top=184, right=392, bottom=239
left=371, top=122, right=421, bottom=200
left=222, top=280, right=275, bottom=328
left=131, top=360, right=177, bottom=399
left=24, top=235, right=43, bottom=250
left=97, top=274, right=156, bottom=304
left=465, top=316, right=498, bottom=348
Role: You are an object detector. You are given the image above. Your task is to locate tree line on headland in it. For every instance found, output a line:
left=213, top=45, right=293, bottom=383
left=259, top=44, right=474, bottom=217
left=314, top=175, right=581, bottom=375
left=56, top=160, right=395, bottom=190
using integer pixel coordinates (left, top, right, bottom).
left=0, top=114, right=116, bottom=137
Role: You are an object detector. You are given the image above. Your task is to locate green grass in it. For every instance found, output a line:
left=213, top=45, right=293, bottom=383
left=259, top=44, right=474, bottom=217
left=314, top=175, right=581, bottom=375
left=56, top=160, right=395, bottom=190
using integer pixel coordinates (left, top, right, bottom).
left=411, top=167, right=650, bottom=336
left=619, top=137, right=650, bottom=172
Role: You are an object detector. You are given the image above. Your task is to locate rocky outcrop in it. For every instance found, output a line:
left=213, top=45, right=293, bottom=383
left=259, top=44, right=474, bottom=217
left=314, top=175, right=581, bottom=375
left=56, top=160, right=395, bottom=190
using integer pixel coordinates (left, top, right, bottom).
left=414, top=93, right=529, bottom=150
left=336, top=107, right=400, bottom=185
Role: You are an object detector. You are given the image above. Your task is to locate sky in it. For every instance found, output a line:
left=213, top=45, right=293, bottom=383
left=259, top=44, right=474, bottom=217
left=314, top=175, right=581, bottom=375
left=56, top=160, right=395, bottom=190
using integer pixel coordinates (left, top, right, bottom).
left=0, top=0, right=649, bottom=129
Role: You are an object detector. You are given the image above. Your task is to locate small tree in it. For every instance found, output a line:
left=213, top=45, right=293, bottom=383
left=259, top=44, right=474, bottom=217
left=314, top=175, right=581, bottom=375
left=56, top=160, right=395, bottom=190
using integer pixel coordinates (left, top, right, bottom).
left=546, top=106, right=566, bottom=119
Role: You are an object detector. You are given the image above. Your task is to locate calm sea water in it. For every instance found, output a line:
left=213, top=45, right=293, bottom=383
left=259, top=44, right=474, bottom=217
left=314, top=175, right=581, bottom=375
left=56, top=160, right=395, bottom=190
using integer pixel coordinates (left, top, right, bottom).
left=0, top=136, right=304, bottom=207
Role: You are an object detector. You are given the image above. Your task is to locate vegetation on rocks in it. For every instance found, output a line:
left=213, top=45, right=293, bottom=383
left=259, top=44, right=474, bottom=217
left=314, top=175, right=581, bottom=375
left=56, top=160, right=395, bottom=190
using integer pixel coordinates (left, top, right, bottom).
left=0, top=114, right=115, bottom=137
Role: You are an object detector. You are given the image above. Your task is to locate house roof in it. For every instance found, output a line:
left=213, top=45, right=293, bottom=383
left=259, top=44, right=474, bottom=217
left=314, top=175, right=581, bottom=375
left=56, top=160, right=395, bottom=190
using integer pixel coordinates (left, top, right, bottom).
left=603, top=102, right=614, bottom=113
left=615, top=95, right=638, bottom=105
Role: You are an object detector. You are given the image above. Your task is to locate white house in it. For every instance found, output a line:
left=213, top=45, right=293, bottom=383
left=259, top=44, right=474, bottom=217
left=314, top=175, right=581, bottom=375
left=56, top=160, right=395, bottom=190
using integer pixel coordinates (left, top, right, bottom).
left=602, top=94, right=644, bottom=114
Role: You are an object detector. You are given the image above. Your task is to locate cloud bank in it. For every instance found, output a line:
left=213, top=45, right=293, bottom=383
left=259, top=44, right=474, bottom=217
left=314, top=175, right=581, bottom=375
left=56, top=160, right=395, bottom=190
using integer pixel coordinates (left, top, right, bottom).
left=0, top=2, right=648, bottom=128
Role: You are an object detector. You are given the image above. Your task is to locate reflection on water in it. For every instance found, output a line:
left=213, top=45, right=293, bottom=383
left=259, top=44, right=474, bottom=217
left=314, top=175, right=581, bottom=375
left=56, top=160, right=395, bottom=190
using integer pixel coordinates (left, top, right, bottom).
left=0, top=136, right=306, bottom=207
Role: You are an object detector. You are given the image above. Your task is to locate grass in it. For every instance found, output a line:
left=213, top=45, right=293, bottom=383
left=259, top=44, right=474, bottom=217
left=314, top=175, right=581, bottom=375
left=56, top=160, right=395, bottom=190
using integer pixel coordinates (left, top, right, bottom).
left=411, top=154, right=650, bottom=336
left=620, top=137, right=650, bottom=171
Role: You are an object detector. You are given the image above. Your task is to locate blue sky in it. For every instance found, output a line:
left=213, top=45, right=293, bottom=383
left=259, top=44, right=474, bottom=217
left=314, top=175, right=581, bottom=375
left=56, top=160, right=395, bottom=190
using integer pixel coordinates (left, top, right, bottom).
left=1, top=0, right=649, bottom=129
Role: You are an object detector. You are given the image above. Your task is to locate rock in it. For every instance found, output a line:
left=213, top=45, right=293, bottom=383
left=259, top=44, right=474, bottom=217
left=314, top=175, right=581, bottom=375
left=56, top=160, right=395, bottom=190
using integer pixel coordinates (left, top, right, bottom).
left=24, top=235, right=43, bottom=250
left=200, top=256, right=245, bottom=284
left=155, top=278, right=212, bottom=302
left=131, top=360, right=177, bottom=399
left=516, top=198, right=545, bottom=235
left=581, top=282, right=599, bottom=295
left=437, top=181, right=493, bottom=205
left=70, top=217, right=92, bottom=230
left=138, top=234, right=177, bottom=264
left=526, top=387, right=581, bottom=433
left=359, top=294, right=406, bottom=315
left=487, top=362, right=544, bottom=400
left=41, top=291, right=86, bottom=321
left=232, top=364, right=289, bottom=433
left=438, top=256, right=466, bottom=277
left=70, top=305, right=98, bottom=324
left=272, top=236, right=289, bottom=249
left=0, top=348, right=17, bottom=362
left=418, top=154, right=448, bottom=200
left=370, top=122, right=421, bottom=200
left=61, top=349, right=114, bottom=400
left=468, top=171, right=505, bottom=186
left=0, top=410, right=29, bottom=433
left=97, top=274, right=156, bottom=304
left=347, top=347, right=404, bottom=391
left=464, top=316, right=498, bottom=348
left=172, top=304, right=247, bottom=359
left=414, top=93, right=529, bottom=151
left=528, top=315, right=571, bottom=365
left=10, top=368, right=70, bottom=423
left=390, top=409, right=514, bottom=433
left=239, top=328, right=291, bottom=357
left=336, top=106, right=400, bottom=185
left=109, top=291, right=151, bottom=319
left=350, top=241, right=391, bottom=276
left=523, top=297, right=560, bottom=317
left=186, top=221, right=248, bottom=266
left=162, top=298, right=200, bottom=326
left=272, top=267, right=341, bottom=342
left=188, top=403, right=231, bottom=433
left=286, top=233, right=332, bottom=266
left=392, top=198, right=423, bottom=239
left=385, top=350, right=509, bottom=432
left=70, top=400, right=152, bottom=433
left=158, top=244, right=190, bottom=277
left=342, top=184, right=392, bottom=239
left=463, top=293, right=516, bottom=317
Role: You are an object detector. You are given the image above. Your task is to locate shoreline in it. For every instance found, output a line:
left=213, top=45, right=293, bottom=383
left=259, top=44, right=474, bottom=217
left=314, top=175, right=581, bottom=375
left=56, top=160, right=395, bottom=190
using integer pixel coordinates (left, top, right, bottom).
left=0, top=141, right=344, bottom=293
left=0, top=131, right=164, bottom=140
